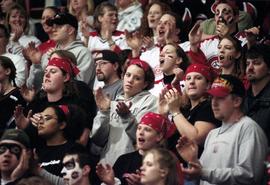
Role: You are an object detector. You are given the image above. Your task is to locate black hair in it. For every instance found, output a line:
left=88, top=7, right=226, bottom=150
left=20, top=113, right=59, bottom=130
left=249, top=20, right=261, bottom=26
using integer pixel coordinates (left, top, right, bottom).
left=63, top=144, right=92, bottom=168
left=49, top=104, right=86, bottom=141
left=246, top=44, right=270, bottom=69
left=0, top=56, right=16, bottom=86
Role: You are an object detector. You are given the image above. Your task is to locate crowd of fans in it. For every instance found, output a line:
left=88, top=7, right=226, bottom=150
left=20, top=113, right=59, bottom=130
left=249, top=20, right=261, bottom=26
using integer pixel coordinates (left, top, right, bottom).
left=0, top=0, right=270, bottom=185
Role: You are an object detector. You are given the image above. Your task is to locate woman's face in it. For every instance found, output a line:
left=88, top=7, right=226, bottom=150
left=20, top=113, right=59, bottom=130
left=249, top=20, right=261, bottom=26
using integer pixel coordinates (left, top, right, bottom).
left=9, top=9, right=26, bottom=31
left=123, top=65, right=147, bottom=98
left=41, top=8, right=56, bottom=34
left=185, top=72, right=209, bottom=100
left=147, top=4, right=162, bottom=29
left=70, top=0, right=87, bottom=12
left=99, top=8, right=118, bottom=31
left=159, top=44, right=180, bottom=75
left=218, top=38, right=240, bottom=68
left=42, top=54, right=68, bottom=93
left=136, top=124, right=160, bottom=151
left=37, top=107, right=60, bottom=138
left=140, top=153, right=164, bottom=185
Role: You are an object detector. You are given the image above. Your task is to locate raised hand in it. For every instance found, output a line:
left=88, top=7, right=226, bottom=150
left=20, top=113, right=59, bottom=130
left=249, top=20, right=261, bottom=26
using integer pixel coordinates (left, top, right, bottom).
left=10, top=25, right=24, bottom=42
left=142, top=36, right=154, bottom=49
left=216, top=18, right=230, bottom=38
left=11, top=149, right=30, bottom=181
left=125, top=30, right=143, bottom=51
left=164, top=88, right=182, bottom=113
left=180, top=161, right=202, bottom=180
left=94, top=87, right=111, bottom=111
left=176, top=136, right=198, bottom=163
left=20, top=85, right=36, bottom=103
left=123, top=170, right=142, bottom=185
left=171, top=67, right=184, bottom=92
left=96, top=163, right=115, bottom=185
left=116, top=101, right=132, bottom=117
left=189, top=21, right=203, bottom=47
left=158, top=88, right=169, bottom=116
left=23, top=42, right=42, bottom=64
left=14, top=105, right=32, bottom=129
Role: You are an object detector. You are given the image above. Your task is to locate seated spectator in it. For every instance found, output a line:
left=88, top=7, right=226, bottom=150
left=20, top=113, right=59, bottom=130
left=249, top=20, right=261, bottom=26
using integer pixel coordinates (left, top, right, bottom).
left=159, top=63, right=221, bottom=159
left=25, top=12, right=95, bottom=89
left=6, top=4, right=41, bottom=54
left=116, top=0, right=143, bottom=32
left=0, top=129, right=33, bottom=184
left=139, top=1, right=171, bottom=48
left=244, top=44, right=270, bottom=146
left=140, top=148, right=184, bottom=185
left=91, top=59, right=157, bottom=166
left=201, top=2, right=253, bottom=35
left=15, top=50, right=96, bottom=146
left=88, top=2, right=129, bottom=53
left=150, top=42, right=190, bottom=96
left=93, top=50, right=123, bottom=99
left=27, top=104, right=86, bottom=176
left=37, top=6, right=59, bottom=54
left=96, top=112, right=174, bottom=185
left=61, top=145, right=92, bottom=185
left=177, top=75, right=268, bottom=185
left=0, top=24, right=27, bottom=87
left=68, top=0, right=95, bottom=43
left=0, top=56, right=26, bottom=133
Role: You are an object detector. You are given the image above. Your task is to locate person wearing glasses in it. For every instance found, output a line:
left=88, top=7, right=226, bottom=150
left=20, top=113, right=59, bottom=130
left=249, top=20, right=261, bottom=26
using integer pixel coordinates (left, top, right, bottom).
left=93, top=50, right=123, bottom=100
left=28, top=104, right=86, bottom=176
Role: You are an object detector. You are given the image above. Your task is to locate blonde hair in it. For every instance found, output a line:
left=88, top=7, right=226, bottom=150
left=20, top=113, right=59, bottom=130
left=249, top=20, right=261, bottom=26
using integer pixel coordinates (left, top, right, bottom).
left=68, top=0, right=95, bottom=16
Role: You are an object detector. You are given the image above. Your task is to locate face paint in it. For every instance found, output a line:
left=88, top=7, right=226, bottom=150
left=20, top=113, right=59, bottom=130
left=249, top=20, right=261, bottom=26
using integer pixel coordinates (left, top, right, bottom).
left=61, top=156, right=83, bottom=185
left=0, top=143, right=22, bottom=159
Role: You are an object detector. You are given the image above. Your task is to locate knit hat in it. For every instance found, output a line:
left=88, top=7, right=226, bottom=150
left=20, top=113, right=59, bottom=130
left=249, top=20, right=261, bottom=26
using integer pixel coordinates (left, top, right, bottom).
left=185, top=63, right=214, bottom=82
left=140, top=112, right=175, bottom=138
left=94, top=50, right=121, bottom=64
left=207, top=74, right=245, bottom=98
left=0, top=129, right=30, bottom=148
left=47, top=12, right=78, bottom=30
left=211, top=0, right=239, bottom=15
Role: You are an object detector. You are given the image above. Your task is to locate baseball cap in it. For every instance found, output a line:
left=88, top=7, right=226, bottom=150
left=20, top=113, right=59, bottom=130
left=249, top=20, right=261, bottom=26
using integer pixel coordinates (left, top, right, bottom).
left=46, top=12, right=78, bottom=30
left=94, top=50, right=121, bottom=64
left=0, top=129, right=30, bottom=148
left=207, top=74, right=245, bottom=98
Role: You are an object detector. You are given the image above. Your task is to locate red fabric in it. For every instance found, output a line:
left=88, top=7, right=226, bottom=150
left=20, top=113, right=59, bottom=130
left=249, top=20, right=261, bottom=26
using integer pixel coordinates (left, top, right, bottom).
left=58, top=105, right=69, bottom=117
left=129, top=59, right=150, bottom=73
left=47, top=57, right=80, bottom=76
left=185, top=63, right=214, bottom=82
left=38, top=39, right=56, bottom=54
left=140, top=112, right=175, bottom=138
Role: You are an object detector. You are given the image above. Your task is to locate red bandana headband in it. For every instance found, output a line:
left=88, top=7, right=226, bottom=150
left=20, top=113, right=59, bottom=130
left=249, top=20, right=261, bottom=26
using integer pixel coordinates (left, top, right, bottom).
left=128, top=59, right=150, bottom=72
left=48, top=57, right=80, bottom=76
left=58, top=105, right=69, bottom=117
left=140, top=112, right=175, bottom=139
left=185, top=63, right=213, bottom=82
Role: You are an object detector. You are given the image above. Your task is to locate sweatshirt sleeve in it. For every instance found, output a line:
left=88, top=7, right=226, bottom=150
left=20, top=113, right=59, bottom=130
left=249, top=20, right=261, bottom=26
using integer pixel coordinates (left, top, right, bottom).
left=90, top=110, right=111, bottom=147
left=39, top=169, right=65, bottom=185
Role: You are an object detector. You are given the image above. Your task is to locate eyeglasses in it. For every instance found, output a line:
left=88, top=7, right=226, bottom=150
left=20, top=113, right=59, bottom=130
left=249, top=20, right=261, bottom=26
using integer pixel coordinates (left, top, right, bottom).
left=40, top=115, right=58, bottom=123
left=95, top=61, right=111, bottom=67
left=0, top=143, right=22, bottom=156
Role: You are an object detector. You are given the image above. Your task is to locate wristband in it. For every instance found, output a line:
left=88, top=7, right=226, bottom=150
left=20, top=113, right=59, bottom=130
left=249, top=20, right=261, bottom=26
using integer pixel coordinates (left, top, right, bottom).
left=172, top=112, right=181, bottom=119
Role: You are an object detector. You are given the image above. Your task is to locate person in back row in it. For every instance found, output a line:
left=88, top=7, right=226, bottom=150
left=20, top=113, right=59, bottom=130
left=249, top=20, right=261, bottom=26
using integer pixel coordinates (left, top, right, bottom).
left=26, top=12, right=95, bottom=90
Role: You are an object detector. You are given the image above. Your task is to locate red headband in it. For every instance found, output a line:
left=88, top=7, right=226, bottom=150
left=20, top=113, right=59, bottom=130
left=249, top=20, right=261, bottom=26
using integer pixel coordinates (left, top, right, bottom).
left=185, top=63, right=213, bottom=82
left=128, top=59, right=150, bottom=72
left=140, top=112, right=175, bottom=138
left=58, top=105, right=69, bottom=117
left=47, top=57, right=80, bottom=76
